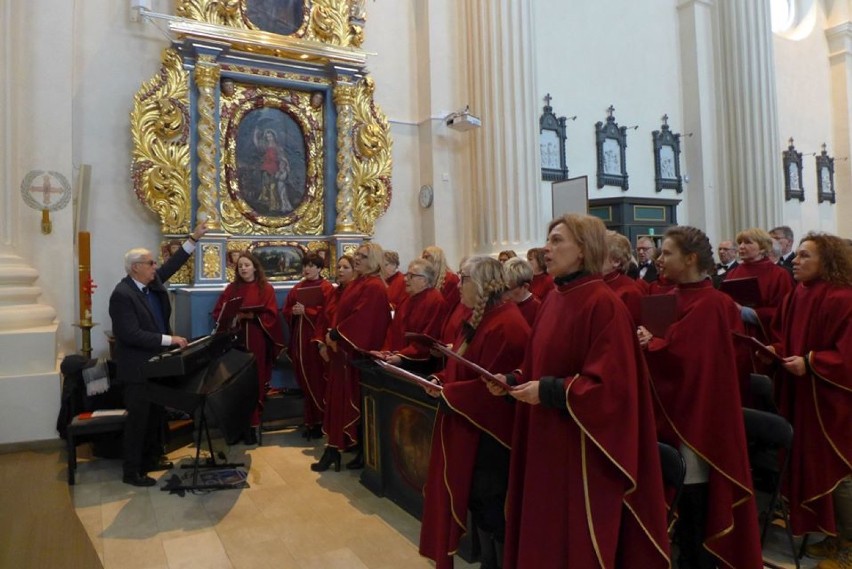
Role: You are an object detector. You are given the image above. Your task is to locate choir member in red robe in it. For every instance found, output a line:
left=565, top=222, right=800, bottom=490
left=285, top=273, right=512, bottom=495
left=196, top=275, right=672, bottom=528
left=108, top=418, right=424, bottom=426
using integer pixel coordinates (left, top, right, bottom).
left=502, top=257, right=540, bottom=326
left=211, top=252, right=284, bottom=443
left=281, top=253, right=336, bottom=439
left=312, top=243, right=391, bottom=472
left=494, top=214, right=670, bottom=568
left=527, top=247, right=554, bottom=301
left=603, top=231, right=644, bottom=325
left=769, top=233, right=852, bottom=562
left=420, top=256, right=530, bottom=569
left=423, top=245, right=461, bottom=312
left=725, top=227, right=794, bottom=341
left=382, top=250, right=409, bottom=311
left=382, top=258, right=448, bottom=364
left=314, top=255, right=354, bottom=347
left=638, top=226, right=761, bottom=569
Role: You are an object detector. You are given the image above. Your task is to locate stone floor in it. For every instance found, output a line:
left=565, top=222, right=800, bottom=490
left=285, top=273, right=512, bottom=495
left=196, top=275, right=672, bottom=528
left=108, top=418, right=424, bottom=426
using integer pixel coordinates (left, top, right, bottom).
left=65, top=427, right=817, bottom=569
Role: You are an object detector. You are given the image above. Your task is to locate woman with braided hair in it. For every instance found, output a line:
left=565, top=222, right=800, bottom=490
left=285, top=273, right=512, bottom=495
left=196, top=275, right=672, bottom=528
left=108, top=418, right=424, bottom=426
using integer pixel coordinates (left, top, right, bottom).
left=422, top=245, right=461, bottom=313
left=420, top=256, right=530, bottom=569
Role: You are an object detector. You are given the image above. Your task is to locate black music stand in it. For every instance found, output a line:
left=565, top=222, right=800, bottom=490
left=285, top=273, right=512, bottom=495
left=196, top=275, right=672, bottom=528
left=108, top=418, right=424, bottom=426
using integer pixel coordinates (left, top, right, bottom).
left=144, top=334, right=257, bottom=493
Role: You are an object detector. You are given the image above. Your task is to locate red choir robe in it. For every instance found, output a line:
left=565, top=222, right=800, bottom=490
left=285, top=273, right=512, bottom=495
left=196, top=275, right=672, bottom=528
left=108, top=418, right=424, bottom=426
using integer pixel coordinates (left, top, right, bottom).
left=441, top=302, right=472, bottom=347
left=529, top=272, right=555, bottom=301
left=212, top=280, right=284, bottom=426
left=385, top=270, right=409, bottom=311
left=323, top=274, right=390, bottom=449
left=515, top=294, right=540, bottom=327
left=282, top=278, right=337, bottom=427
left=648, top=275, right=676, bottom=295
left=634, top=277, right=651, bottom=295
left=604, top=270, right=644, bottom=325
left=770, top=279, right=852, bottom=536
left=504, top=274, right=670, bottom=568
left=384, top=288, right=448, bottom=360
left=419, top=302, right=530, bottom=569
left=438, top=271, right=461, bottom=312
left=725, top=258, right=794, bottom=340
left=644, top=279, right=762, bottom=568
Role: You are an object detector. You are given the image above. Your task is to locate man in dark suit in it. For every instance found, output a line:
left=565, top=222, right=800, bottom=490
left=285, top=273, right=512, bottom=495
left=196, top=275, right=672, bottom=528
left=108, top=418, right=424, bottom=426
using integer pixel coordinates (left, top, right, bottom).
left=109, top=222, right=206, bottom=486
left=713, top=240, right=738, bottom=288
left=636, top=236, right=658, bottom=282
left=770, top=225, right=796, bottom=270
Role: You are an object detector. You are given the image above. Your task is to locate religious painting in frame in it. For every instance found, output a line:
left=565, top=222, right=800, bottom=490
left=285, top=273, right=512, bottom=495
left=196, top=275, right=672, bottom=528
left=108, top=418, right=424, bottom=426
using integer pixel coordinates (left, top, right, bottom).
left=816, top=144, right=836, bottom=204
left=652, top=115, right=683, bottom=193
left=244, top=0, right=308, bottom=37
left=248, top=241, right=307, bottom=281
left=539, top=94, right=569, bottom=182
left=595, top=106, right=629, bottom=191
left=220, top=80, right=325, bottom=235
left=782, top=138, right=804, bottom=202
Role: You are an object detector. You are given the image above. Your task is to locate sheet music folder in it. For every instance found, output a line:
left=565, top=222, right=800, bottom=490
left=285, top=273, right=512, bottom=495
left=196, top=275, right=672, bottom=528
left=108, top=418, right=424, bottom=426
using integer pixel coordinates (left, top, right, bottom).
left=732, top=332, right=785, bottom=363
left=214, top=296, right=243, bottom=333
left=641, top=294, right=677, bottom=338
left=719, top=277, right=762, bottom=307
left=375, top=360, right=442, bottom=391
left=295, top=285, right=325, bottom=307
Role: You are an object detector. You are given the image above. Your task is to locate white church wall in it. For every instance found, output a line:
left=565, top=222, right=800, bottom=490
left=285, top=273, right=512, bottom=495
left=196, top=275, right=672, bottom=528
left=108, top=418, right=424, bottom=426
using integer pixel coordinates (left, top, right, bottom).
left=773, top=2, right=840, bottom=238
left=74, top=1, right=176, bottom=357
left=532, top=0, right=689, bottom=234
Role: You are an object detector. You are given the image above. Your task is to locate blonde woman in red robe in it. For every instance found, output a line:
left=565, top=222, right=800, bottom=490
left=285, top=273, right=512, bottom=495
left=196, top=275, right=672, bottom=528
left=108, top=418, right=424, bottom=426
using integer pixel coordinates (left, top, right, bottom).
left=502, top=257, right=540, bottom=327
left=419, top=256, right=530, bottom=569
left=603, top=231, right=644, bottom=325
left=526, top=247, right=554, bottom=301
left=768, top=233, right=852, bottom=567
left=382, top=250, right=409, bottom=311
left=423, top=245, right=461, bottom=312
left=637, top=226, right=762, bottom=569
left=282, top=252, right=336, bottom=440
left=312, top=243, right=390, bottom=472
left=491, top=214, right=670, bottom=568
left=381, top=258, right=448, bottom=366
left=211, top=252, right=284, bottom=444
left=725, top=227, right=794, bottom=341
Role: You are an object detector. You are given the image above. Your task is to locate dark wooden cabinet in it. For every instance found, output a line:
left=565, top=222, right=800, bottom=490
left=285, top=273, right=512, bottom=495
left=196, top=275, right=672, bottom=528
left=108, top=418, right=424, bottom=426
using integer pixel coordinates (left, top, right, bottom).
left=588, top=197, right=680, bottom=246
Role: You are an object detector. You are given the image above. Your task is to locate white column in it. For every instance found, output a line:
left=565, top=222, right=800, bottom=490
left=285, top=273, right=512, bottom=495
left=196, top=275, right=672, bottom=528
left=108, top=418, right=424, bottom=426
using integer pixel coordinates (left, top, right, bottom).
left=463, top=0, right=542, bottom=254
left=677, top=0, right=724, bottom=241
left=717, top=0, right=783, bottom=234
left=826, top=22, right=852, bottom=236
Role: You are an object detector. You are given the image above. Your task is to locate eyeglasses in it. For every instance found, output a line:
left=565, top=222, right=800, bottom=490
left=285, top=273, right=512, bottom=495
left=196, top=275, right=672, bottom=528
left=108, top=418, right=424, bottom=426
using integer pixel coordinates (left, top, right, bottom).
left=405, top=272, right=427, bottom=279
left=134, top=260, right=156, bottom=267
left=459, top=273, right=471, bottom=283
left=718, top=247, right=736, bottom=252
left=636, top=247, right=652, bottom=252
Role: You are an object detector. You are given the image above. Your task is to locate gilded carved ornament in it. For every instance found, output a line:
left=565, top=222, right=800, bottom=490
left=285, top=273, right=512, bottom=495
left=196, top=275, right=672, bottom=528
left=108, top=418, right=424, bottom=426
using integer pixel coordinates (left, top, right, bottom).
left=350, top=76, right=392, bottom=235
left=176, top=0, right=363, bottom=49
left=131, top=48, right=192, bottom=233
left=202, top=243, right=223, bottom=279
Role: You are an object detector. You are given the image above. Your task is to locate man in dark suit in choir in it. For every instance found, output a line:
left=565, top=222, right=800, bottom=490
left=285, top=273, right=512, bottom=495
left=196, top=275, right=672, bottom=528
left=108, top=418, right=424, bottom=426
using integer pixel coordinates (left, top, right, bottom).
left=713, top=240, right=738, bottom=287
left=636, top=236, right=659, bottom=282
left=109, top=221, right=207, bottom=486
left=770, top=225, right=796, bottom=271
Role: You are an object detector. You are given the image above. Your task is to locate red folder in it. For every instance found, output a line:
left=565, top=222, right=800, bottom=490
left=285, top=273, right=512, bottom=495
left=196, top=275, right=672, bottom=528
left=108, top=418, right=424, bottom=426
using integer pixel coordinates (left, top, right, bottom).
left=432, top=344, right=516, bottom=392
left=720, top=277, right=762, bottom=307
left=641, top=294, right=677, bottom=338
left=732, top=332, right=785, bottom=363
left=375, top=360, right=443, bottom=392
left=295, top=286, right=325, bottom=307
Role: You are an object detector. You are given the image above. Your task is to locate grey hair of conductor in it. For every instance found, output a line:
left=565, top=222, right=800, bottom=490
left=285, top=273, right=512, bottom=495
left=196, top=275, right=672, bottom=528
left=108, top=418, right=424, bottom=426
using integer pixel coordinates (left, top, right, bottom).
left=124, top=248, right=152, bottom=274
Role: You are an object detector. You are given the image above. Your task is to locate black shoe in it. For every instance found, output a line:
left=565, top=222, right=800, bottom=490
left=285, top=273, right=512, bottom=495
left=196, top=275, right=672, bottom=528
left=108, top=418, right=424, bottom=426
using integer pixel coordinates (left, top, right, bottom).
left=310, top=447, right=341, bottom=472
left=123, top=473, right=157, bottom=487
left=143, top=457, right=174, bottom=473
left=346, top=452, right=364, bottom=470
left=244, top=427, right=258, bottom=446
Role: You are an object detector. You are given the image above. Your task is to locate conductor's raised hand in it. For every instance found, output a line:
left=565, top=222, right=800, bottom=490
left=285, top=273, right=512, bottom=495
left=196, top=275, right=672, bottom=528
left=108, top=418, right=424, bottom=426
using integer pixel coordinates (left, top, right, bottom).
left=191, top=219, right=208, bottom=241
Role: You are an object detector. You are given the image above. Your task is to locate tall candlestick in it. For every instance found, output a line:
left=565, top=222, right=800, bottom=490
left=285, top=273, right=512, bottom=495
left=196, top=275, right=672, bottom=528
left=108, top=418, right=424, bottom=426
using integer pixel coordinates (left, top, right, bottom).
left=78, top=231, right=91, bottom=325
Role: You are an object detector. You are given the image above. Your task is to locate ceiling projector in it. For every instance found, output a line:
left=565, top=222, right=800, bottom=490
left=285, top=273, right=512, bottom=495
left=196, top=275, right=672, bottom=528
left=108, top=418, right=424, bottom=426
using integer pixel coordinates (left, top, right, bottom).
left=445, top=108, right=482, bottom=132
